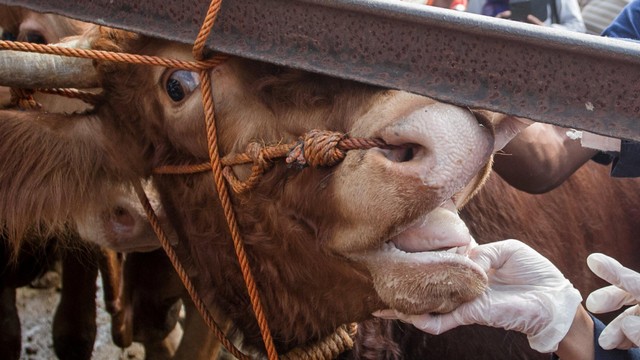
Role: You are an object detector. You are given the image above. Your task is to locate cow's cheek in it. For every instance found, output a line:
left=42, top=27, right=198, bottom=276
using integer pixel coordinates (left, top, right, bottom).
left=326, top=155, right=426, bottom=255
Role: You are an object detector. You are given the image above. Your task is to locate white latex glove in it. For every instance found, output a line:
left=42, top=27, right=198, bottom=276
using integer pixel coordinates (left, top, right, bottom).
left=586, top=253, right=640, bottom=350
left=374, top=239, right=582, bottom=353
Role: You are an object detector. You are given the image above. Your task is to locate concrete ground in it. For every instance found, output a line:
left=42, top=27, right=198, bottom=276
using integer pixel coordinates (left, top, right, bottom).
left=16, top=277, right=145, bottom=360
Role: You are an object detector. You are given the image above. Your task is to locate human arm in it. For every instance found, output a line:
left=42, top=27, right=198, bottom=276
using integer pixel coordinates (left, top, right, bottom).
left=493, top=122, right=597, bottom=194
left=555, top=305, right=595, bottom=360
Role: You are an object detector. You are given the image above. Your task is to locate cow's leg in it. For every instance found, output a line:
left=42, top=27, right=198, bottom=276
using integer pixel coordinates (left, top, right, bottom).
left=133, top=294, right=182, bottom=360
left=123, top=251, right=182, bottom=360
left=52, top=247, right=98, bottom=360
left=97, top=249, right=132, bottom=348
left=173, top=297, right=224, bottom=360
left=0, top=287, right=21, bottom=360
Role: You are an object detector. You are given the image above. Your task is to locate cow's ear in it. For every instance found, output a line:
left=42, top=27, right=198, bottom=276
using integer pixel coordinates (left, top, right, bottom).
left=76, top=181, right=171, bottom=253
left=0, top=110, right=125, bottom=248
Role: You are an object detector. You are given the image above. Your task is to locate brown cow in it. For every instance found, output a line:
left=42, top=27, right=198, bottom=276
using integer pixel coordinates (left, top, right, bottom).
left=2, top=25, right=636, bottom=359
left=0, top=7, right=215, bottom=359
left=0, top=26, right=500, bottom=357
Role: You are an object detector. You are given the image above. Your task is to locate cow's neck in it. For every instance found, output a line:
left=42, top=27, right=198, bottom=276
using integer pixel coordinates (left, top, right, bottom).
left=154, top=171, right=382, bottom=354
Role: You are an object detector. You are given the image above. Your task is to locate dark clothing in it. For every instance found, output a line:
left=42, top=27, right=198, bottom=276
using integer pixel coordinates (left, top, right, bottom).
left=551, top=314, right=640, bottom=360
left=593, top=141, right=640, bottom=178
left=602, top=0, right=640, bottom=40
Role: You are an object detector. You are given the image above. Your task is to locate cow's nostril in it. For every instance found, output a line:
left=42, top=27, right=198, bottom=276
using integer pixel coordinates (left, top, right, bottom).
left=383, top=144, right=420, bottom=163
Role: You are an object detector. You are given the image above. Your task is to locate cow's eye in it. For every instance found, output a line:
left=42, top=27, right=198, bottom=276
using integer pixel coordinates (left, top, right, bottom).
left=1, top=31, right=16, bottom=41
left=165, top=70, right=200, bottom=102
left=24, top=32, right=46, bottom=44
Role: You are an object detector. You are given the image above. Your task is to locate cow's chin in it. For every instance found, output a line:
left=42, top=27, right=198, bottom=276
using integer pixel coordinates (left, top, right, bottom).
left=350, top=201, right=488, bottom=315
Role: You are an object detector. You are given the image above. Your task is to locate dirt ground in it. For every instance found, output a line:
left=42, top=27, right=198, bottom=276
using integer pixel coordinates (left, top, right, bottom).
left=16, top=276, right=145, bottom=360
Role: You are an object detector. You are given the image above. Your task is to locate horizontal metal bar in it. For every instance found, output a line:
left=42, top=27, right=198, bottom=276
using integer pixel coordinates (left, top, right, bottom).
left=2, top=0, right=639, bottom=140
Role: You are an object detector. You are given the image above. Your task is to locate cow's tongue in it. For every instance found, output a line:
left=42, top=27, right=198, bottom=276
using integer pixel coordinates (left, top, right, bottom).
left=351, top=201, right=487, bottom=315
left=390, top=200, right=474, bottom=254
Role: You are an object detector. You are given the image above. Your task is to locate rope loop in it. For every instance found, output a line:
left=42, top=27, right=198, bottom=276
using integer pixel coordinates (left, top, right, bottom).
left=281, top=323, right=358, bottom=360
left=222, top=141, right=275, bottom=193
left=286, top=130, right=347, bottom=168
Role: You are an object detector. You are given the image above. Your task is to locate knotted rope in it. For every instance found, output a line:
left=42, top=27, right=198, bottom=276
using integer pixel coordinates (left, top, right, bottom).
left=281, top=323, right=358, bottom=360
left=154, top=130, right=397, bottom=194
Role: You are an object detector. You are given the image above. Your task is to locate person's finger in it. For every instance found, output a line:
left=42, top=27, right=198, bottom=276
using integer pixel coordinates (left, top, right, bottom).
left=372, top=309, right=400, bottom=320
left=492, top=115, right=533, bottom=152
left=373, top=308, right=464, bottom=335
left=588, top=253, right=640, bottom=299
left=495, top=10, right=511, bottom=18
left=526, top=14, right=544, bottom=25
left=470, top=239, right=525, bottom=272
left=621, top=315, right=640, bottom=348
left=587, top=285, right=637, bottom=313
left=599, top=307, right=639, bottom=350
left=406, top=311, right=466, bottom=335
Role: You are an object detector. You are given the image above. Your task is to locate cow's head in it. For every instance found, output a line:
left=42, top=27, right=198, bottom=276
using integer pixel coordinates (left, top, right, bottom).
left=0, top=28, right=518, bottom=352
left=0, top=5, right=93, bottom=111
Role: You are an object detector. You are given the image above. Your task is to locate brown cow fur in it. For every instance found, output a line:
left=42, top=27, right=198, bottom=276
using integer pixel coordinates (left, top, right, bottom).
left=343, top=161, right=640, bottom=360
left=4, top=25, right=631, bottom=360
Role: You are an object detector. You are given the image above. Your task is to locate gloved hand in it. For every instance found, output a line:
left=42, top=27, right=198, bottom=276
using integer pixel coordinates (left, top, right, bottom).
left=586, top=253, right=640, bottom=350
left=374, top=239, right=582, bottom=353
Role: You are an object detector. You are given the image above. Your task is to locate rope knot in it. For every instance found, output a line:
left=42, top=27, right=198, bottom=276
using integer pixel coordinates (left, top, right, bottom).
left=246, top=141, right=270, bottom=169
left=286, top=130, right=347, bottom=168
left=10, top=88, right=41, bottom=110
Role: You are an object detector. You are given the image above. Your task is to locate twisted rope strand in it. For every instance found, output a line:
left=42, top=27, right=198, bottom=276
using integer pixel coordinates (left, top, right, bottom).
left=37, top=88, right=102, bottom=104
left=194, top=1, right=278, bottom=358
left=0, top=40, right=225, bottom=71
left=200, top=68, right=279, bottom=359
left=193, top=0, right=223, bottom=60
left=133, top=181, right=250, bottom=360
left=153, top=132, right=397, bottom=195
left=9, top=88, right=40, bottom=110
left=281, top=323, right=358, bottom=360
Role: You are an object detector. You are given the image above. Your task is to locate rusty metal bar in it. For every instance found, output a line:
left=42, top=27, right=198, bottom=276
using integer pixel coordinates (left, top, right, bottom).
left=2, top=0, right=639, bottom=140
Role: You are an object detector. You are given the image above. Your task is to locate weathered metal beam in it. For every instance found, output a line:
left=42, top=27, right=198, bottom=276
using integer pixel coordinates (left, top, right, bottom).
left=2, top=0, right=639, bottom=140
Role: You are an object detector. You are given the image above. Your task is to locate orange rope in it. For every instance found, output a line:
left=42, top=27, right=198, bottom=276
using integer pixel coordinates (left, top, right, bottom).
left=0, top=40, right=225, bottom=71
left=132, top=181, right=250, bottom=360
left=37, top=88, right=102, bottom=105
left=194, top=1, right=278, bottom=358
left=154, top=131, right=397, bottom=195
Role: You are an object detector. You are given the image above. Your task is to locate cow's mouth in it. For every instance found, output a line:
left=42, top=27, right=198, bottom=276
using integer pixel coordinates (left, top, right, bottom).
left=350, top=199, right=488, bottom=315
